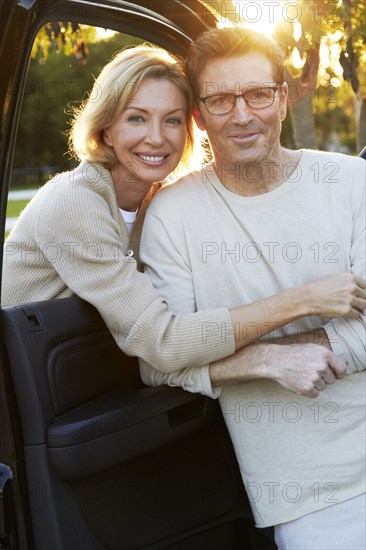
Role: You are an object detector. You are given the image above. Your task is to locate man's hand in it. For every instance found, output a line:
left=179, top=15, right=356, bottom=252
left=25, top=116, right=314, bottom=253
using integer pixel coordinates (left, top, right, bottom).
left=209, top=342, right=348, bottom=398
left=266, top=343, right=348, bottom=398
left=304, top=273, right=366, bottom=319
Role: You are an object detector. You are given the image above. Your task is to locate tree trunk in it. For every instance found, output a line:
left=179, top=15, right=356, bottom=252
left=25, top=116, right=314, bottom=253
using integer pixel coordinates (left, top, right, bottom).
left=284, top=43, right=320, bottom=150
left=289, top=92, right=317, bottom=149
left=358, top=97, right=366, bottom=152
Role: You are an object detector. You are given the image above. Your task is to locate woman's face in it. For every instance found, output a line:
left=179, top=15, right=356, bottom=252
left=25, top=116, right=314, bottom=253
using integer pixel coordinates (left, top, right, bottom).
left=104, top=78, right=187, bottom=195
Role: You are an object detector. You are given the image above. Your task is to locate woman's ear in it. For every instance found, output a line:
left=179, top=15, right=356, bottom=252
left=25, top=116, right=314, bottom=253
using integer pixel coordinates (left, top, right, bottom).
left=193, top=108, right=206, bottom=131
left=103, top=129, right=113, bottom=147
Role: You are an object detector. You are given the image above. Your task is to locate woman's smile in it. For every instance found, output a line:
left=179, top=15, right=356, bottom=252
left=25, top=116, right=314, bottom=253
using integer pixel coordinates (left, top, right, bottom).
left=135, top=153, right=169, bottom=165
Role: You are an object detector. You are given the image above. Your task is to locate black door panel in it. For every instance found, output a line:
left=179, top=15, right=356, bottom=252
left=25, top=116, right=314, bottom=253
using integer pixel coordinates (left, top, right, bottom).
left=2, top=297, right=142, bottom=445
left=1, top=297, right=264, bottom=549
left=72, top=427, right=250, bottom=550
left=47, top=386, right=221, bottom=480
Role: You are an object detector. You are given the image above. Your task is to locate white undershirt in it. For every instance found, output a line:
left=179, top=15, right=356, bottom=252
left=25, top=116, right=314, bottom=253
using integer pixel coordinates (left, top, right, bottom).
left=119, top=207, right=138, bottom=233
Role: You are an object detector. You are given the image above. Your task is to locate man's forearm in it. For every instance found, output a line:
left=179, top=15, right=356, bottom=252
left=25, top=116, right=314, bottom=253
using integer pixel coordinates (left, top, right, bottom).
left=273, top=328, right=331, bottom=349
left=209, top=333, right=347, bottom=398
left=209, top=343, right=270, bottom=386
left=210, top=330, right=330, bottom=386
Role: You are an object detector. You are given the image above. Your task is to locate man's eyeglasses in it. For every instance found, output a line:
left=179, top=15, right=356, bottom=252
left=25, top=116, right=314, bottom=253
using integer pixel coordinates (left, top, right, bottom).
left=199, top=84, right=282, bottom=115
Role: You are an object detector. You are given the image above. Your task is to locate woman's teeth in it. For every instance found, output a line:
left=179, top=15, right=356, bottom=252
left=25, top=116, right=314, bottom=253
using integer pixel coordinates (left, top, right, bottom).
left=139, top=155, right=166, bottom=162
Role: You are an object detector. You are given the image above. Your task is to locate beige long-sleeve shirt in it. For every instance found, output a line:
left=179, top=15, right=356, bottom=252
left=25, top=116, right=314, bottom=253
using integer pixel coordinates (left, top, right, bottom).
left=2, top=160, right=235, bottom=372
left=139, top=150, right=366, bottom=526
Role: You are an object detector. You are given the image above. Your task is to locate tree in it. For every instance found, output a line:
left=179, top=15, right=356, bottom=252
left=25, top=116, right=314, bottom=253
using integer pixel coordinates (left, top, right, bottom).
left=339, top=0, right=366, bottom=149
left=279, top=0, right=366, bottom=151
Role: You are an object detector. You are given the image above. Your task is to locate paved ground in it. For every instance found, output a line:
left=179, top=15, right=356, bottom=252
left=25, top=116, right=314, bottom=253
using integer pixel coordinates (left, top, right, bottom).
left=8, top=189, right=37, bottom=200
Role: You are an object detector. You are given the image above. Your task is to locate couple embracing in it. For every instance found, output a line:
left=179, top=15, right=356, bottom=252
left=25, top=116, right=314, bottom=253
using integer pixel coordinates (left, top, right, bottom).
left=3, top=26, right=365, bottom=549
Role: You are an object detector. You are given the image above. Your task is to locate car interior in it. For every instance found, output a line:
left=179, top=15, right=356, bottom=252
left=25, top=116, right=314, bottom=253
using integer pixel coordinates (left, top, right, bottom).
left=0, top=1, right=278, bottom=548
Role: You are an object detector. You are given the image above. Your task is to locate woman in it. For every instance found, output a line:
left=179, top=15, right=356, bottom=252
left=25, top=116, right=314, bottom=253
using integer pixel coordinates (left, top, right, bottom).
left=2, top=44, right=364, bottom=378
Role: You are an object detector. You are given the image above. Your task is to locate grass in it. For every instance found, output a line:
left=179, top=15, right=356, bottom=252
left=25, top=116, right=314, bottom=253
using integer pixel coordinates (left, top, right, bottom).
left=5, top=198, right=32, bottom=240
left=6, top=199, right=29, bottom=218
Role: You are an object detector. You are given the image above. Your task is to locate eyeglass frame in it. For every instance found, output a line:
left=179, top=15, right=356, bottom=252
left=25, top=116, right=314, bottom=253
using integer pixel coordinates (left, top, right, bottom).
left=198, top=84, right=284, bottom=115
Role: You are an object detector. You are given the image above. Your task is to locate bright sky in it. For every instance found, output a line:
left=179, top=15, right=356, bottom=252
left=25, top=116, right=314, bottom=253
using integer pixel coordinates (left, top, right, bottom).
left=231, top=1, right=304, bottom=68
left=233, top=0, right=290, bottom=34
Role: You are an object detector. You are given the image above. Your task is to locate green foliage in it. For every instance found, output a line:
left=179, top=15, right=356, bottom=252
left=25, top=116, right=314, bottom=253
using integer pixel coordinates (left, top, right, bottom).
left=280, top=0, right=364, bottom=77
left=315, top=97, right=357, bottom=151
left=6, top=200, right=29, bottom=218
left=271, top=0, right=365, bottom=151
left=31, top=23, right=96, bottom=61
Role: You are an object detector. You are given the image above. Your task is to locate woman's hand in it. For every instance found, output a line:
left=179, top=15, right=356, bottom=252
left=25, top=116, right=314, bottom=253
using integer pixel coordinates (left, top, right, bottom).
left=304, top=273, right=366, bottom=318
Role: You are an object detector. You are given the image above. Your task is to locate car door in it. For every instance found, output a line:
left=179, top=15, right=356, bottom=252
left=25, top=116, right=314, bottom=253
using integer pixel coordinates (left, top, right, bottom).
left=0, top=1, right=277, bottom=549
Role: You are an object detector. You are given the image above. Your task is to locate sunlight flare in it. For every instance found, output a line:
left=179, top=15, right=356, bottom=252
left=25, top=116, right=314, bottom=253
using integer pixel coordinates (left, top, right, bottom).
left=233, top=0, right=298, bottom=35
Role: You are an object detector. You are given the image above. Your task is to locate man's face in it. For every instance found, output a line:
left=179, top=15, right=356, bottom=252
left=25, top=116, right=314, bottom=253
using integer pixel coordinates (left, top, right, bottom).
left=194, top=52, right=287, bottom=168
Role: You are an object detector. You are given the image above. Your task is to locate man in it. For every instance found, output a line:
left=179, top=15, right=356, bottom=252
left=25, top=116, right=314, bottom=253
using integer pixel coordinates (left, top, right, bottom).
left=139, top=27, right=366, bottom=549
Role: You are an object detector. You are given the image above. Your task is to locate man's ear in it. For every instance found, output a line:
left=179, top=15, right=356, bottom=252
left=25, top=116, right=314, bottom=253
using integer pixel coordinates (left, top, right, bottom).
left=279, top=83, right=288, bottom=121
left=193, top=107, right=206, bottom=131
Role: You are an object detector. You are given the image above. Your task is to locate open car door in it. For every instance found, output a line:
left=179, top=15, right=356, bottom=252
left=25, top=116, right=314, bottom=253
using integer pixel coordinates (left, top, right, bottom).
left=0, top=1, right=276, bottom=548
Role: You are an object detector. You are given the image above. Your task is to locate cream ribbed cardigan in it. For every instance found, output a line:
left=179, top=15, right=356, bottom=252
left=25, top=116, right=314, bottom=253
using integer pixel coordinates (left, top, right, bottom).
left=2, top=161, right=234, bottom=371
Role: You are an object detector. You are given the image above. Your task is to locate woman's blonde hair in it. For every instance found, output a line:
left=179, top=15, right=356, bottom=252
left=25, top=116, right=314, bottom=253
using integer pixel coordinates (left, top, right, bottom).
left=69, top=44, right=195, bottom=174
